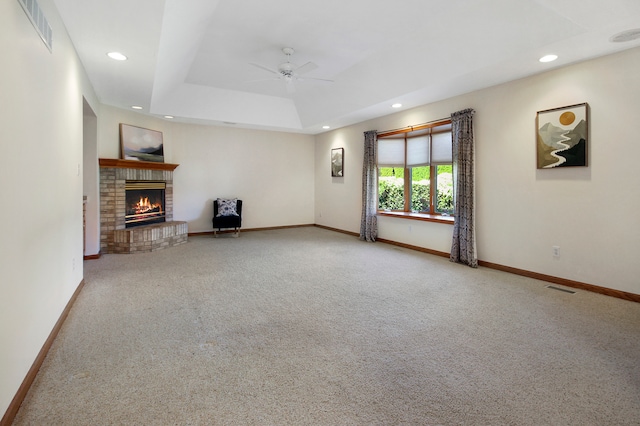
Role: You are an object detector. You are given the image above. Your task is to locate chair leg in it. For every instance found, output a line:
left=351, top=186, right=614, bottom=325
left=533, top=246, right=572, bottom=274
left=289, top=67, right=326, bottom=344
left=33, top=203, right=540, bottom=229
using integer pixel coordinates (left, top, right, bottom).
left=214, top=229, right=218, bottom=238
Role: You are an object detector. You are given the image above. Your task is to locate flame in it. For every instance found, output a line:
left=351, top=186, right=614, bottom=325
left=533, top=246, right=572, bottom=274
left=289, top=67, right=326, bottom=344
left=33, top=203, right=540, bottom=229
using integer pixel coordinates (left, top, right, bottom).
left=134, top=196, right=162, bottom=214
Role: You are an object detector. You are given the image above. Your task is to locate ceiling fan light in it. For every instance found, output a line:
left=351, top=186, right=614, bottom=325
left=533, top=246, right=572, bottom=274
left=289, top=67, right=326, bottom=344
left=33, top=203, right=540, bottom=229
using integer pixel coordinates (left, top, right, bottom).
left=279, top=63, right=294, bottom=72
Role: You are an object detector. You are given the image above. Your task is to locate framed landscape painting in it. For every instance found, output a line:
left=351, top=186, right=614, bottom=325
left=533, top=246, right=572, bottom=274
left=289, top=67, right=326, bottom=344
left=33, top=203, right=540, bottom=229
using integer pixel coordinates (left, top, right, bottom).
left=331, top=148, right=344, bottom=177
left=536, top=103, right=588, bottom=169
left=120, top=123, right=164, bottom=163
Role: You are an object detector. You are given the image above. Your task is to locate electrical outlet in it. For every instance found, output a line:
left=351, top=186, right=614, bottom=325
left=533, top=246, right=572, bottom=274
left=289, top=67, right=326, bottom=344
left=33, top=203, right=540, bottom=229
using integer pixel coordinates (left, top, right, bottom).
left=552, top=246, right=560, bottom=258
left=72, top=258, right=76, bottom=270
left=408, top=225, right=412, bottom=232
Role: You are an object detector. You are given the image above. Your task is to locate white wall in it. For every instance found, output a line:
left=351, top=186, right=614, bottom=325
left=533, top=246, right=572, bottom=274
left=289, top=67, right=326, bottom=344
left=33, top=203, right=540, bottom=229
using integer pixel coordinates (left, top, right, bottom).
left=83, top=100, right=99, bottom=256
left=97, top=106, right=315, bottom=233
left=0, top=0, right=98, bottom=416
left=171, top=124, right=315, bottom=232
left=314, top=125, right=365, bottom=232
left=316, top=47, right=640, bottom=295
left=97, top=105, right=174, bottom=161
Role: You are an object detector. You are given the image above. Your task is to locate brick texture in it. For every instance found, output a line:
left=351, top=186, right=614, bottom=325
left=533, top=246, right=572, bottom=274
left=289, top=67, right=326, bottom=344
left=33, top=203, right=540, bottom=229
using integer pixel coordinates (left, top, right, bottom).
left=99, top=166, right=187, bottom=253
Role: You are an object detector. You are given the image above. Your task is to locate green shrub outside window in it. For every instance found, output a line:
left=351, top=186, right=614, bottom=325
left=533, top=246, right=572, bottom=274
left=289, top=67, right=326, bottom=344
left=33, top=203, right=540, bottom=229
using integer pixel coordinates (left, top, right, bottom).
left=378, top=166, right=453, bottom=214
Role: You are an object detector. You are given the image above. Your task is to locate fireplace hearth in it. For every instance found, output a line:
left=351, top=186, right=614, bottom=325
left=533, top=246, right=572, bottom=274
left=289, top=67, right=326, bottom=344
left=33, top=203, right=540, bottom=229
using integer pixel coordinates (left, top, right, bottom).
left=125, top=181, right=165, bottom=227
left=99, top=158, right=187, bottom=254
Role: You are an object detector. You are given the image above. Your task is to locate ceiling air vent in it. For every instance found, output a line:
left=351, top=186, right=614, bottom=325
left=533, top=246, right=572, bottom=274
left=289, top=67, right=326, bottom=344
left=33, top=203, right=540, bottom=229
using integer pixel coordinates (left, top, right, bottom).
left=610, top=28, right=640, bottom=43
left=17, top=0, right=53, bottom=52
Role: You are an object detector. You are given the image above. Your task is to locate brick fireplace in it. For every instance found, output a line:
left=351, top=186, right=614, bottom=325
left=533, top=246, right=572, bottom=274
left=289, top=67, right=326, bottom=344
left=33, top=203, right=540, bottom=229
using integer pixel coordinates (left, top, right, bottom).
left=99, top=159, right=188, bottom=253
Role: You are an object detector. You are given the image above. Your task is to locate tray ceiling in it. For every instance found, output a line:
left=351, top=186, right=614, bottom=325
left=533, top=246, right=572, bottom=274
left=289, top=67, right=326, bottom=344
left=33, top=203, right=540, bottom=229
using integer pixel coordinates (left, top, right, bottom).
left=53, top=0, right=640, bottom=134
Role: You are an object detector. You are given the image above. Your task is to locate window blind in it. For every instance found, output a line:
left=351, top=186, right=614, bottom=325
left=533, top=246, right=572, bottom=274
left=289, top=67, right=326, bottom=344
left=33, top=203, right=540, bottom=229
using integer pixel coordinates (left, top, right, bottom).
left=377, top=138, right=405, bottom=167
left=407, top=135, right=430, bottom=167
left=377, top=123, right=452, bottom=167
left=431, top=131, right=452, bottom=164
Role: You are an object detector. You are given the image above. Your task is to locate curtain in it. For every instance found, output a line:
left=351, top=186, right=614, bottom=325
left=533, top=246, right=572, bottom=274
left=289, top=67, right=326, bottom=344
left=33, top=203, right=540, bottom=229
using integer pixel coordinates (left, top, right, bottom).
left=360, top=130, right=378, bottom=242
left=450, top=109, right=477, bottom=267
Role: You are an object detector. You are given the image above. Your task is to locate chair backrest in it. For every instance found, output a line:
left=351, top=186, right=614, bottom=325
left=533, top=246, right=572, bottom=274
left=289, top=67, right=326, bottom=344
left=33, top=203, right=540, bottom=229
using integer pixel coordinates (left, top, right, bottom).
left=213, top=199, right=242, bottom=216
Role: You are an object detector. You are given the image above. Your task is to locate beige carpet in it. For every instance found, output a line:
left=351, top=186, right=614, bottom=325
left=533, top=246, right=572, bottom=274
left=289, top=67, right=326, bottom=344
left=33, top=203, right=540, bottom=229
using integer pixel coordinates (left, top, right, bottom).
left=13, top=227, right=640, bottom=425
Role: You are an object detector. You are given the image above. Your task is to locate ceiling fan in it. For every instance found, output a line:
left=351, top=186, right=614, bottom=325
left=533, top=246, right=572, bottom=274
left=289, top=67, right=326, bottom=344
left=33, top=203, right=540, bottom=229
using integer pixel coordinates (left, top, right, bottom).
left=250, top=47, right=333, bottom=93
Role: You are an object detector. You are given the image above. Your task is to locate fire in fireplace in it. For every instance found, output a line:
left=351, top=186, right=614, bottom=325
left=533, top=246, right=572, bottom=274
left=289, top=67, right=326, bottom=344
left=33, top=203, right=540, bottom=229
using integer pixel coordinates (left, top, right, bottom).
left=125, top=181, right=166, bottom=227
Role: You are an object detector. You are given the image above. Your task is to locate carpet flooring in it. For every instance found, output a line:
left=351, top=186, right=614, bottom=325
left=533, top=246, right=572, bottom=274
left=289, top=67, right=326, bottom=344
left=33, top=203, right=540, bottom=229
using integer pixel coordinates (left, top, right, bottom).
left=13, top=227, right=640, bottom=425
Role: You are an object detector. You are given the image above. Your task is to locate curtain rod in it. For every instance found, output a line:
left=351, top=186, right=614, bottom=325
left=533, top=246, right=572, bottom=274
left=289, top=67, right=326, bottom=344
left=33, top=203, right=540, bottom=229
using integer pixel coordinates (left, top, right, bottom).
left=377, top=117, right=450, bottom=138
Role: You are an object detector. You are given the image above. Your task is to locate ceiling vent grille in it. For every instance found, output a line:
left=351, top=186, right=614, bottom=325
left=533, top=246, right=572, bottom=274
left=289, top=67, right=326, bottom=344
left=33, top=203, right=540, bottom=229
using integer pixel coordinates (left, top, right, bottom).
left=17, top=0, right=53, bottom=52
left=610, top=28, right=640, bottom=43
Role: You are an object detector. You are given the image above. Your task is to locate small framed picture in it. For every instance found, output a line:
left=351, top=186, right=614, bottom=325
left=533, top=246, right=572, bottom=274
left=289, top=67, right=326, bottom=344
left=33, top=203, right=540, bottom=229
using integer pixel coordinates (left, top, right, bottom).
left=120, top=123, right=164, bottom=163
left=331, top=148, right=344, bottom=177
left=536, top=103, right=588, bottom=169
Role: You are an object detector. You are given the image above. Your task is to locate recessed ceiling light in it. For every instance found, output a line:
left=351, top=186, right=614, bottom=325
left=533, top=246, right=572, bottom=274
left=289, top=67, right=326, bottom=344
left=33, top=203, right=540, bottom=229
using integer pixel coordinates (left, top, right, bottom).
left=392, top=103, right=402, bottom=108
left=223, top=121, right=237, bottom=125
left=539, top=54, right=558, bottom=63
left=131, top=105, right=143, bottom=110
left=610, top=28, right=640, bottom=43
left=322, top=125, right=331, bottom=129
left=107, top=52, right=127, bottom=61
left=164, top=115, right=174, bottom=119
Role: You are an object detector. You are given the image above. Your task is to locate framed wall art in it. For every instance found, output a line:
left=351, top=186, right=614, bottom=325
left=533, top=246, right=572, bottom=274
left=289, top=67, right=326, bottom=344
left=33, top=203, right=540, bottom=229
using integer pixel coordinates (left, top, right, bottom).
left=120, top=123, right=165, bottom=163
left=536, top=103, right=588, bottom=169
left=331, top=148, right=344, bottom=177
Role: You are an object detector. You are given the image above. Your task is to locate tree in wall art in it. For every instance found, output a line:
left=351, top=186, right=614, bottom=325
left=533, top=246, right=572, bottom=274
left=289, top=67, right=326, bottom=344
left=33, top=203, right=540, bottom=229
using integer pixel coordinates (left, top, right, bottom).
left=536, top=103, right=588, bottom=169
left=120, top=123, right=164, bottom=163
left=331, top=148, right=344, bottom=177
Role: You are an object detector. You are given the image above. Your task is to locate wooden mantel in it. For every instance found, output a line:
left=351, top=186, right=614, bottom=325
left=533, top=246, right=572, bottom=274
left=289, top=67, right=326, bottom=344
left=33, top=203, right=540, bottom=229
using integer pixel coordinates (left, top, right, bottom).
left=99, top=158, right=179, bottom=171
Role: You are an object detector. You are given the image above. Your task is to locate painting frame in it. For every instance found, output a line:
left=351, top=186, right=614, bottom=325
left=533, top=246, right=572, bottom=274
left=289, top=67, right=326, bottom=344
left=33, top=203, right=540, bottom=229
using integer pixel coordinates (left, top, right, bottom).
left=119, top=123, right=165, bottom=163
left=331, top=147, right=344, bottom=177
left=536, top=103, right=588, bottom=169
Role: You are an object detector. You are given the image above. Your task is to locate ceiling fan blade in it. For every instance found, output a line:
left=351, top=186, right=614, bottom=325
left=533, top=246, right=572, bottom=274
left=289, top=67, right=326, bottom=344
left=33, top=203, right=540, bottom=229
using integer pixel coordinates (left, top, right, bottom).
left=286, top=79, right=296, bottom=94
left=299, top=76, right=334, bottom=83
left=250, top=62, right=281, bottom=76
left=249, top=50, right=327, bottom=94
left=245, top=77, right=281, bottom=83
left=295, top=61, right=318, bottom=75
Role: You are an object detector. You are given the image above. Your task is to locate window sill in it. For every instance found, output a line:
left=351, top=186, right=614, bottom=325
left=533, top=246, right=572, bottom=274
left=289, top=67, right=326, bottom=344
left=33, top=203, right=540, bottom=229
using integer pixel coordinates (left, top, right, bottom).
left=377, top=211, right=454, bottom=225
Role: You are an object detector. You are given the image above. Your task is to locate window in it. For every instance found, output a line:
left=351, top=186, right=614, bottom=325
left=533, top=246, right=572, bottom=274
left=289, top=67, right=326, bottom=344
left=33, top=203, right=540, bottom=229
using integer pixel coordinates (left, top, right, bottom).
left=377, top=120, right=453, bottom=217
